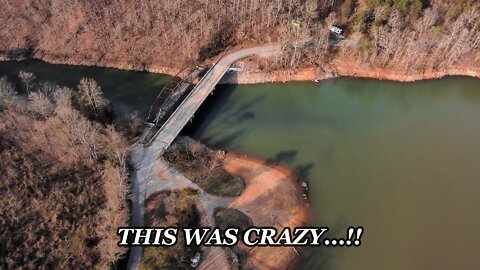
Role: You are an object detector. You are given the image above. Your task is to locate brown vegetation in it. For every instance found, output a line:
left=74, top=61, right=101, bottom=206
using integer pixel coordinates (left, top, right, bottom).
left=142, top=188, right=201, bottom=270
left=213, top=207, right=253, bottom=234
left=267, top=0, right=480, bottom=76
left=349, top=0, right=480, bottom=72
left=159, top=138, right=309, bottom=269
left=164, top=137, right=245, bottom=197
left=1, top=1, right=478, bottom=77
left=0, top=0, right=305, bottom=71
left=0, top=76, right=129, bottom=268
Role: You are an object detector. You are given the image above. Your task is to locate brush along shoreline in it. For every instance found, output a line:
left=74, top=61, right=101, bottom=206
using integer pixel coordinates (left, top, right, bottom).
left=156, top=137, right=310, bottom=269
left=1, top=44, right=479, bottom=84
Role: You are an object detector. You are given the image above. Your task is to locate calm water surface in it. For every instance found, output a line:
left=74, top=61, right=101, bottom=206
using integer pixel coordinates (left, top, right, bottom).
left=0, top=60, right=172, bottom=116
left=187, top=77, right=480, bottom=270
left=2, top=60, right=480, bottom=269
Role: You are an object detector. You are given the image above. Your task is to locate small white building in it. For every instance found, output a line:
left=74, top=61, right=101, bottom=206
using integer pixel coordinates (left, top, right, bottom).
left=329, top=26, right=343, bottom=35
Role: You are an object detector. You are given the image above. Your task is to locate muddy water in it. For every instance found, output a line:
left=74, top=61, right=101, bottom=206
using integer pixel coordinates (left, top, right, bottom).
left=0, top=60, right=172, bottom=116
left=187, top=77, right=480, bottom=270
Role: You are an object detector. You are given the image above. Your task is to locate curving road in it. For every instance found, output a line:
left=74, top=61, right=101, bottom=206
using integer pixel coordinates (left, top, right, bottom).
left=148, top=43, right=282, bottom=152
left=126, top=43, right=282, bottom=270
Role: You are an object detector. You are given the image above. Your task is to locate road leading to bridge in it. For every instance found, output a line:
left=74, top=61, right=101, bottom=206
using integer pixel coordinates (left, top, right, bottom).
left=127, top=43, right=282, bottom=270
left=151, top=43, right=282, bottom=154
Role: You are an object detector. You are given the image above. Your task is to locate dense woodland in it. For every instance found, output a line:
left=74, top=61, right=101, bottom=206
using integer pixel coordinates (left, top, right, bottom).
left=0, top=0, right=478, bottom=73
left=340, top=0, right=480, bottom=72
left=0, top=0, right=479, bottom=268
left=0, top=75, right=129, bottom=268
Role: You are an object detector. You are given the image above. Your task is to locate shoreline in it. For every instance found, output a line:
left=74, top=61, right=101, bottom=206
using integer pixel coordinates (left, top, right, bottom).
left=158, top=136, right=310, bottom=269
left=222, top=152, right=310, bottom=270
left=1, top=53, right=479, bottom=85
left=221, top=66, right=480, bottom=84
left=221, top=54, right=480, bottom=84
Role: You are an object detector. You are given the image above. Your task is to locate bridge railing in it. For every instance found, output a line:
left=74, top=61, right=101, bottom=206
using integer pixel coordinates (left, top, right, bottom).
left=143, top=60, right=221, bottom=146
left=146, top=66, right=196, bottom=123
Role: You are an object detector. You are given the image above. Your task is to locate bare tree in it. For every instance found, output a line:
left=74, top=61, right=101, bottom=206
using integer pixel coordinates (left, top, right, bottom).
left=28, top=92, right=54, bottom=119
left=313, top=24, right=330, bottom=60
left=0, top=76, right=15, bottom=102
left=414, top=8, right=439, bottom=35
left=77, top=78, right=108, bottom=112
left=37, top=81, right=58, bottom=98
left=325, top=11, right=338, bottom=28
left=290, top=19, right=302, bottom=68
left=18, top=71, right=36, bottom=92
left=374, top=5, right=388, bottom=23
left=0, top=79, right=129, bottom=269
left=53, top=86, right=73, bottom=107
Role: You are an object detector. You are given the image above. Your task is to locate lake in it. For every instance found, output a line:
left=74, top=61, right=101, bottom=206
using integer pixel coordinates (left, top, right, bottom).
left=2, top=60, right=480, bottom=269
left=186, top=77, right=480, bottom=270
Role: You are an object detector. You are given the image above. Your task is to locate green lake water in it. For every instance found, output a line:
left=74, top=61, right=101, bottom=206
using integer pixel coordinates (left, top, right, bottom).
left=2, top=60, right=480, bottom=269
left=187, top=77, right=480, bottom=270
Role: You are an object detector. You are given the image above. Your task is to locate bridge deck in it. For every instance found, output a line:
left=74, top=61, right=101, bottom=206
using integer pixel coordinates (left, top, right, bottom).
left=127, top=44, right=281, bottom=270
left=147, top=44, right=282, bottom=155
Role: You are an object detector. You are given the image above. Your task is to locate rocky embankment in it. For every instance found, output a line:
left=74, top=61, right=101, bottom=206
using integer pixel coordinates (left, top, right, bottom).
left=220, top=56, right=480, bottom=84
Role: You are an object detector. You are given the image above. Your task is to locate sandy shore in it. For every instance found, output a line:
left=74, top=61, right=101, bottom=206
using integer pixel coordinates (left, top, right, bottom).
left=154, top=138, right=310, bottom=270
left=222, top=152, right=309, bottom=270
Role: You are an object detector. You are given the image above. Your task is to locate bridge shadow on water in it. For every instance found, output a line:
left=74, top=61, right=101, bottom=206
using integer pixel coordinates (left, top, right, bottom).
left=181, top=75, right=265, bottom=149
left=180, top=79, right=316, bottom=182
left=180, top=83, right=238, bottom=145
left=178, top=77, right=355, bottom=270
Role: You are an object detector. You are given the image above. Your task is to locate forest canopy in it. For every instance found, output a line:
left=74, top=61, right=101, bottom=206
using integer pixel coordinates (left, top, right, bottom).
left=0, top=75, right=129, bottom=268
left=1, top=0, right=478, bottom=73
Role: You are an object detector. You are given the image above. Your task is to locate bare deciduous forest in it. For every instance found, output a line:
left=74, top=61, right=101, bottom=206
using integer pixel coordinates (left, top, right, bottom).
left=0, top=76, right=129, bottom=268
left=349, top=0, right=480, bottom=71
left=0, top=0, right=479, bottom=269
left=0, top=0, right=478, bottom=73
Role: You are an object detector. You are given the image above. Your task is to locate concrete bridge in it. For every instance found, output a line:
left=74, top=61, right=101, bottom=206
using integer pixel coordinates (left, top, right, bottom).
left=127, top=44, right=282, bottom=269
left=148, top=44, right=281, bottom=154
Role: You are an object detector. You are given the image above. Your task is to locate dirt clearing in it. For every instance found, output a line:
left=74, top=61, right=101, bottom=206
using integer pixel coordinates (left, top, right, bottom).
left=223, top=153, right=310, bottom=270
